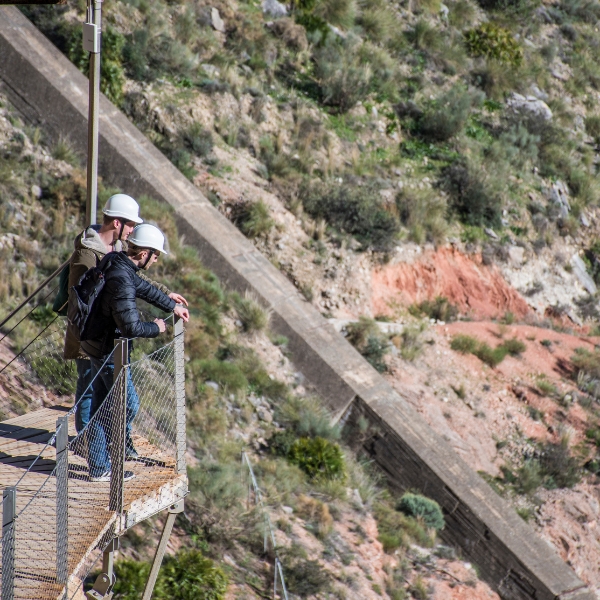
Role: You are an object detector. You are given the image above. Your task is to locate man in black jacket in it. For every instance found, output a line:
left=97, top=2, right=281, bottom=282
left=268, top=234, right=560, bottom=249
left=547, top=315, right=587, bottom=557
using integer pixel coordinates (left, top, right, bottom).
left=82, top=224, right=189, bottom=482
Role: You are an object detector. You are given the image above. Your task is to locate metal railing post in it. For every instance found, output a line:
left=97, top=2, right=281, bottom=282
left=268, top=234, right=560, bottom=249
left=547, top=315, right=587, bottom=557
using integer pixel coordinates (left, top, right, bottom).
left=56, top=416, right=69, bottom=586
left=174, top=317, right=186, bottom=475
left=2, top=486, right=16, bottom=600
left=109, top=338, right=127, bottom=516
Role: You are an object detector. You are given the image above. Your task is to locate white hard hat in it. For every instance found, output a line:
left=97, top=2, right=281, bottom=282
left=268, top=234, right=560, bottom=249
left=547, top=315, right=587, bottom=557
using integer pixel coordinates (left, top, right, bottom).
left=128, top=224, right=168, bottom=254
left=103, top=194, right=143, bottom=224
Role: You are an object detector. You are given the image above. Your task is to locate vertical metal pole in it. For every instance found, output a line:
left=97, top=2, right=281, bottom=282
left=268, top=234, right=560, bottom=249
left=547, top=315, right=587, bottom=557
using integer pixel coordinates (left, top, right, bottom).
left=174, top=317, right=186, bottom=475
left=109, top=338, right=127, bottom=516
left=56, top=417, right=69, bottom=586
left=141, top=501, right=184, bottom=600
left=274, top=557, right=278, bottom=599
left=277, top=560, right=289, bottom=600
left=2, top=487, right=16, bottom=600
left=85, top=0, right=102, bottom=227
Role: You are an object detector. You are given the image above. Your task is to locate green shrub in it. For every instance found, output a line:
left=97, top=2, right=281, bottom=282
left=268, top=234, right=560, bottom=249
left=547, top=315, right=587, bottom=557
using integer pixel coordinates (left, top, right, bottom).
left=299, top=180, right=399, bottom=251
left=373, top=501, right=432, bottom=552
left=536, top=378, right=558, bottom=397
left=123, top=28, right=197, bottom=81
left=407, top=19, right=443, bottom=52
left=499, top=337, right=526, bottom=356
left=273, top=395, right=341, bottom=442
left=416, top=86, right=476, bottom=142
left=288, top=436, right=346, bottom=481
left=450, top=335, right=509, bottom=367
left=279, top=544, right=332, bottom=597
left=585, top=427, right=600, bottom=446
left=187, top=461, right=255, bottom=543
left=183, top=123, right=214, bottom=157
left=231, top=291, right=270, bottom=333
left=192, top=359, right=248, bottom=393
left=356, top=2, right=393, bottom=44
left=408, top=576, right=430, bottom=600
left=395, top=188, right=448, bottom=244
left=239, top=201, right=275, bottom=238
left=346, top=316, right=389, bottom=371
left=464, top=23, right=523, bottom=65
left=156, top=549, right=228, bottom=599
left=166, top=148, right=197, bottom=180
left=540, top=439, right=581, bottom=489
left=313, top=38, right=373, bottom=113
left=441, top=160, right=503, bottom=228
left=572, top=347, right=600, bottom=379
left=409, top=296, right=458, bottom=322
left=315, top=0, right=357, bottom=28
left=397, top=493, right=444, bottom=530
left=51, top=138, right=79, bottom=166
left=475, top=0, right=531, bottom=13
left=394, top=324, right=425, bottom=362
left=112, top=551, right=227, bottom=600
left=585, top=115, right=600, bottom=143
left=450, top=334, right=479, bottom=354
left=362, top=335, right=390, bottom=371
left=561, top=0, right=600, bottom=22
left=474, top=342, right=507, bottom=367
left=514, top=460, right=543, bottom=495
left=112, top=560, right=151, bottom=599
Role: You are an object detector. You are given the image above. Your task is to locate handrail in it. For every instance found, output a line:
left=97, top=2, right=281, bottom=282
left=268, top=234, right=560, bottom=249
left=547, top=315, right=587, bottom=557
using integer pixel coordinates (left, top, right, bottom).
left=0, top=258, right=69, bottom=330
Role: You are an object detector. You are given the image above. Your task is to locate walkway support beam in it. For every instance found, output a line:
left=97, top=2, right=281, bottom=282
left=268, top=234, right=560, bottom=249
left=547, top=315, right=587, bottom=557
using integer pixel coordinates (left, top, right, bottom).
left=141, top=500, right=184, bottom=600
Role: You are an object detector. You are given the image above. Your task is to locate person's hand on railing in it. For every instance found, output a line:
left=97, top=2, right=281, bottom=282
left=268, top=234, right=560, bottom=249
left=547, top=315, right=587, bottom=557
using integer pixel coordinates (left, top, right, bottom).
left=168, top=292, right=189, bottom=307
left=154, top=318, right=167, bottom=333
left=173, top=304, right=190, bottom=322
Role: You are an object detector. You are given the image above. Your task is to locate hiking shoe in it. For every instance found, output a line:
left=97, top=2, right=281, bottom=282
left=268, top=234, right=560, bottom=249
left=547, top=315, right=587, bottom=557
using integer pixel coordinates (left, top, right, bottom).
left=90, top=470, right=135, bottom=483
left=90, top=470, right=111, bottom=483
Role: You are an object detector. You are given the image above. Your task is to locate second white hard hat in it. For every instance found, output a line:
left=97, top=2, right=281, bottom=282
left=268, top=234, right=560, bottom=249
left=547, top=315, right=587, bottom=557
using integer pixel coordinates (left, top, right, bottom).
left=103, top=194, right=143, bottom=224
left=128, top=224, right=168, bottom=254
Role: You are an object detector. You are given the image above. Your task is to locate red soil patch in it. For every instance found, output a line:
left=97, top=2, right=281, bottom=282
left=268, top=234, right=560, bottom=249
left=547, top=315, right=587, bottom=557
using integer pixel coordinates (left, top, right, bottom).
left=442, top=321, right=598, bottom=444
left=371, top=247, right=530, bottom=320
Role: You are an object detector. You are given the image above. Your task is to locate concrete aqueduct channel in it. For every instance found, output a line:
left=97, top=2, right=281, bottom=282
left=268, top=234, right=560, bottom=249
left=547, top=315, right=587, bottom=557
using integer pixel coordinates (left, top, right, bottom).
left=0, top=7, right=594, bottom=599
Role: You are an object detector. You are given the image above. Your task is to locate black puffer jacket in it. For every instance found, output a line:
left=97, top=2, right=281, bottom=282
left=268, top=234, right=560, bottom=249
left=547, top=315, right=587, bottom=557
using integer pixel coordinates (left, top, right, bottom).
left=81, top=252, right=175, bottom=359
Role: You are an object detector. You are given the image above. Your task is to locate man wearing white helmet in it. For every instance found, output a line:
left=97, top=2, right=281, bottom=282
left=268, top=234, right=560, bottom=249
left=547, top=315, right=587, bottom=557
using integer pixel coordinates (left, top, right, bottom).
left=81, top=223, right=190, bottom=482
left=64, top=194, right=188, bottom=437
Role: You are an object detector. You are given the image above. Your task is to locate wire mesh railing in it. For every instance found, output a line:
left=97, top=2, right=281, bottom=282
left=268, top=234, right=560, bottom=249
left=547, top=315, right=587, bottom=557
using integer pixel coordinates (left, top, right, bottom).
left=0, top=318, right=77, bottom=414
left=0, top=317, right=186, bottom=600
left=241, top=452, right=289, bottom=600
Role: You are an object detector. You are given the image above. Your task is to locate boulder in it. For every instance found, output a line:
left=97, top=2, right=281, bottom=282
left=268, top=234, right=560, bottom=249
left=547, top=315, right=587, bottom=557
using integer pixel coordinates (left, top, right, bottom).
left=571, top=254, right=597, bottom=295
left=262, top=0, right=287, bottom=18
left=210, top=7, right=225, bottom=32
left=544, top=180, right=570, bottom=219
left=507, top=246, right=525, bottom=266
left=506, top=92, right=553, bottom=122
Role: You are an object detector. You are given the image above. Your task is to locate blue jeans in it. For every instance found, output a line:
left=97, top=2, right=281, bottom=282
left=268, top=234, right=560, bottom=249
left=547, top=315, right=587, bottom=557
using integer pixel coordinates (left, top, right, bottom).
left=87, top=357, right=140, bottom=478
left=75, top=358, right=93, bottom=433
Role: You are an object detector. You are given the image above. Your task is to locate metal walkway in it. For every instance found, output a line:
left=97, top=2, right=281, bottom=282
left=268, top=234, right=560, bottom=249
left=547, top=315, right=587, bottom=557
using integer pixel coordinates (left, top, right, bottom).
left=0, top=317, right=188, bottom=599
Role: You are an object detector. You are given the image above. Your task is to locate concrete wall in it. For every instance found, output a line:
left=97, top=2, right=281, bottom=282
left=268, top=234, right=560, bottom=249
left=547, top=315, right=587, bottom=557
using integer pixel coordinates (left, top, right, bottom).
left=0, top=8, right=593, bottom=599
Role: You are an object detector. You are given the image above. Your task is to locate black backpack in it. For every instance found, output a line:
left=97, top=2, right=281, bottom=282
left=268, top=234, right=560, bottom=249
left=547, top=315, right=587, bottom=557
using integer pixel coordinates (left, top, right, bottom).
left=68, top=254, right=113, bottom=342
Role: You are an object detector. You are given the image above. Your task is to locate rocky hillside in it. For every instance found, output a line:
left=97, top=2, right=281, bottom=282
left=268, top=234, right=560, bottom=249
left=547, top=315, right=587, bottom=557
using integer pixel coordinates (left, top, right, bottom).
left=11, top=0, right=600, bottom=595
left=0, top=90, right=505, bottom=599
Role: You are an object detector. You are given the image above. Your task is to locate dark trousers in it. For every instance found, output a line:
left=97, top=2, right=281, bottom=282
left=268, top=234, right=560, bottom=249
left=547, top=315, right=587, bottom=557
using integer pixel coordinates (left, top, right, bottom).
left=87, top=357, right=140, bottom=478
